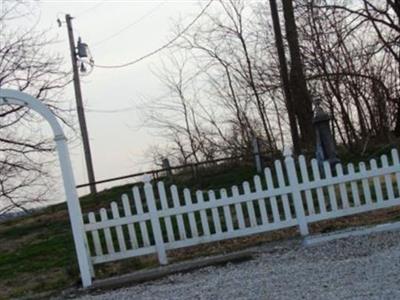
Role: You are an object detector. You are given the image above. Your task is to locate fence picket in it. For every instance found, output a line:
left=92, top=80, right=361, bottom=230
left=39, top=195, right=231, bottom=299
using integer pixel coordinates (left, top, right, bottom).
left=311, top=159, right=327, bottom=214
left=254, top=175, right=269, bottom=224
left=299, top=155, right=315, bottom=215
left=220, top=188, right=234, bottom=232
left=171, top=185, right=187, bottom=240
left=381, top=155, right=395, bottom=200
left=88, top=212, right=103, bottom=256
left=370, top=159, right=383, bottom=203
left=391, top=149, right=400, bottom=195
left=274, top=160, right=292, bottom=220
left=285, top=155, right=309, bottom=235
left=335, top=163, right=350, bottom=209
left=208, top=190, right=222, bottom=234
left=243, top=182, right=258, bottom=226
left=100, top=208, right=115, bottom=254
left=132, top=187, right=151, bottom=247
left=121, top=194, right=138, bottom=249
left=111, top=202, right=127, bottom=252
left=323, top=161, right=338, bottom=211
left=264, top=168, right=280, bottom=223
left=144, top=181, right=167, bottom=264
left=358, top=162, right=372, bottom=206
left=183, top=189, right=199, bottom=237
left=85, top=148, right=400, bottom=274
left=347, top=163, right=361, bottom=207
left=195, top=191, right=211, bottom=236
left=157, top=182, right=175, bottom=243
left=232, top=186, right=246, bottom=229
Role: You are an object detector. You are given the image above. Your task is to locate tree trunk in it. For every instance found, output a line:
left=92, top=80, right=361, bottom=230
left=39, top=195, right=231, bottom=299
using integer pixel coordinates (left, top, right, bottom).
left=269, top=0, right=300, bottom=154
left=281, top=0, right=314, bottom=150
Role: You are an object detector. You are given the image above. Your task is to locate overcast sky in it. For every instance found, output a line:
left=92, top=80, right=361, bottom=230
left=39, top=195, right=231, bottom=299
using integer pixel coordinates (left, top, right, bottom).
left=26, top=0, right=211, bottom=198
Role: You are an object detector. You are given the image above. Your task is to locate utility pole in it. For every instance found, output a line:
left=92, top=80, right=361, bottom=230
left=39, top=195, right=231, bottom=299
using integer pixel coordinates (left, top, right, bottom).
left=65, top=14, right=97, bottom=195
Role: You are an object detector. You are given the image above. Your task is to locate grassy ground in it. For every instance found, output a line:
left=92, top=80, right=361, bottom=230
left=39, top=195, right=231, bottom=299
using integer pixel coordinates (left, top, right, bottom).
left=0, top=211, right=77, bottom=299
left=1, top=154, right=400, bottom=299
left=0, top=162, right=256, bottom=299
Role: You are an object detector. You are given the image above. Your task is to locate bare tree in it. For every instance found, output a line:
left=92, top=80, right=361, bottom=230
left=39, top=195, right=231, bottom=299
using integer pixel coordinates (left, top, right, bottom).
left=146, top=0, right=399, bottom=164
left=281, top=0, right=315, bottom=150
left=0, top=3, right=70, bottom=215
left=298, top=0, right=399, bottom=148
left=269, top=0, right=300, bottom=153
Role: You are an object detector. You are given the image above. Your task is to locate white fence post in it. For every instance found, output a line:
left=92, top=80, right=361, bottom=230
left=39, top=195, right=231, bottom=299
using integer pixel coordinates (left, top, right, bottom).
left=284, top=151, right=309, bottom=236
left=144, top=178, right=168, bottom=265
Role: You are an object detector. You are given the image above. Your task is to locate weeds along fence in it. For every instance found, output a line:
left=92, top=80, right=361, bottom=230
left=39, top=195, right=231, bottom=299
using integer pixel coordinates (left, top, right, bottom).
left=83, top=149, right=400, bottom=269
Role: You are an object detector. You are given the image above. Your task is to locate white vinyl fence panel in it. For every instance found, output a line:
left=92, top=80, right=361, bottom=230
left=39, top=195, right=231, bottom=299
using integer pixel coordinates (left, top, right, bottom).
left=83, top=149, right=400, bottom=270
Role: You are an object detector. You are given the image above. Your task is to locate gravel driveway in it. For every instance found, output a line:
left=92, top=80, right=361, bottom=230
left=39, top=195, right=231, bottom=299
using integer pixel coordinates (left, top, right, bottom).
left=76, top=230, right=400, bottom=300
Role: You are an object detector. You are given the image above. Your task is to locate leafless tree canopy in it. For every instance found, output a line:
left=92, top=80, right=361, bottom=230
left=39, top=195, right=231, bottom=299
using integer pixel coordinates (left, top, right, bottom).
left=2, top=0, right=398, bottom=212
left=143, top=0, right=400, bottom=164
left=0, top=2, right=71, bottom=215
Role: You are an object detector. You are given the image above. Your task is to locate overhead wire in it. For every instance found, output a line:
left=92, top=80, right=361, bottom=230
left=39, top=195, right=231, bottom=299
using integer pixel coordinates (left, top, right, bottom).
left=90, top=0, right=213, bottom=69
left=75, top=0, right=107, bottom=18
left=91, top=1, right=167, bottom=48
left=86, top=106, right=137, bottom=113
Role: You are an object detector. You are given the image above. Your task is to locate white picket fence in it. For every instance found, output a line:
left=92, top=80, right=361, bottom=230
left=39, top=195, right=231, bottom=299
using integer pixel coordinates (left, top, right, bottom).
left=83, top=149, right=400, bottom=270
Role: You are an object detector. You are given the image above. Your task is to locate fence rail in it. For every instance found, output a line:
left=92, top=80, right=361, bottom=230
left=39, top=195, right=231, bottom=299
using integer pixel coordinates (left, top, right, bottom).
left=76, top=154, right=248, bottom=189
left=83, top=149, right=400, bottom=272
left=77, top=148, right=279, bottom=189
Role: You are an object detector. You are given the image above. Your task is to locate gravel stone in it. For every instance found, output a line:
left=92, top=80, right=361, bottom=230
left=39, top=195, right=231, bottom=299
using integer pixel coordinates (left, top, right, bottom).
left=74, top=230, right=400, bottom=300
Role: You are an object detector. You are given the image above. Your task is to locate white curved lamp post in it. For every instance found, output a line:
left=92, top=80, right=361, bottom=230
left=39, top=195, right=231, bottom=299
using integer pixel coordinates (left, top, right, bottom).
left=0, top=89, right=92, bottom=287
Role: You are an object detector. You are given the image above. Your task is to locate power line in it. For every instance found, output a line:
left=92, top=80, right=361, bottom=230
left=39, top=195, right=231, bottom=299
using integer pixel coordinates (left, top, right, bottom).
left=75, top=0, right=107, bottom=18
left=86, top=106, right=137, bottom=113
left=92, top=1, right=167, bottom=48
left=91, top=0, right=213, bottom=69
